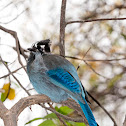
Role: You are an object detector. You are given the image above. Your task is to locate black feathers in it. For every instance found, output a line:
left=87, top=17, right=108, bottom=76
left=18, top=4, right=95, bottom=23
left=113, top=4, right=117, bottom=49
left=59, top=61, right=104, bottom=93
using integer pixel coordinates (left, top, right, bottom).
left=27, top=39, right=51, bottom=53
left=37, top=39, right=51, bottom=53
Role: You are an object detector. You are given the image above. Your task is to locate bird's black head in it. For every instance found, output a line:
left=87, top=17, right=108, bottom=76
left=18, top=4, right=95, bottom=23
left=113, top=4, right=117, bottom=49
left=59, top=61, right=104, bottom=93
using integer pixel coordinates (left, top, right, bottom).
left=28, top=39, right=51, bottom=54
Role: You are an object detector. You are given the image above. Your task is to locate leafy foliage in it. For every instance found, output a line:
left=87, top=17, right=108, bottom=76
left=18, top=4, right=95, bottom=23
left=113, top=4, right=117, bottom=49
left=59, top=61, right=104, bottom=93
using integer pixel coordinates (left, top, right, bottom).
left=55, top=106, right=74, bottom=115
left=25, top=106, right=85, bottom=126
left=1, top=83, right=10, bottom=102
left=0, top=83, right=15, bottom=102
left=38, top=120, right=56, bottom=126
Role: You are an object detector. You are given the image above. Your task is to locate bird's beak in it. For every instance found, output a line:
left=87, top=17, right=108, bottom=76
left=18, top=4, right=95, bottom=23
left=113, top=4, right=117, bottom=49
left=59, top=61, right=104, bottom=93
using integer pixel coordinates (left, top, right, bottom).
left=27, top=48, right=33, bottom=51
left=27, top=48, right=36, bottom=52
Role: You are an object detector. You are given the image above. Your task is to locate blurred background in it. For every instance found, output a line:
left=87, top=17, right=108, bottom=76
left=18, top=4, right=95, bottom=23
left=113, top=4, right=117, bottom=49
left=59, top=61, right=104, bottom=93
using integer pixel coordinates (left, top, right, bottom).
left=0, top=0, right=126, bottom=126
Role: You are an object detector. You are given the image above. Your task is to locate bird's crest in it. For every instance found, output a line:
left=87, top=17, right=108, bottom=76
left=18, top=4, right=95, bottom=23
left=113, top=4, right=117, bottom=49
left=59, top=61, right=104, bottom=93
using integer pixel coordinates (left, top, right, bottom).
left=28, top=39, right=51, bottom=53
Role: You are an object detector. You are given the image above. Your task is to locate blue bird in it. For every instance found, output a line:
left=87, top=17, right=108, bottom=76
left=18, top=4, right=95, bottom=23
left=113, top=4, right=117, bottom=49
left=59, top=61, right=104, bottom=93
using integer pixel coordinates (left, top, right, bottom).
left=27, top=40, right=99, bottom=126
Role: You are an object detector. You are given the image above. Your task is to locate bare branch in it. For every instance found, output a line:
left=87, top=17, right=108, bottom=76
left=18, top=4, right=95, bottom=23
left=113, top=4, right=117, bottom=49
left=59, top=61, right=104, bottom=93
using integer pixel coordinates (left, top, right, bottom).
left=85, top=58, right=126, bottom=62
left=0, top=56, right=30, bottom=96
left=0, top=1, right=13, bottom=12
left=11, top=95, right=50, bottom=117
left=64, top=55, right=123, bottom=78
left=1, top=95, right=86, bottom=126
left=0, top=100, right=8, bottom=119
left=77, top=47, right=91, bottom=70
left=11, top=94, right=87, bottom=124
left=65, top=55, right=126, bottom=78
left=41, top=99, right=88, bottom=124
left=59, top=0, right=67, bottom=56
left=0, top=25, right=27, bottom=71
left=65, top=55, right=126, bottom=62
left=66, top=17, right=126, bottom=25
left=84, top=60, right=109, bottom=79
left=0, top=9, right=27, bottom=24
left=0, top=66, right=24, bottom=79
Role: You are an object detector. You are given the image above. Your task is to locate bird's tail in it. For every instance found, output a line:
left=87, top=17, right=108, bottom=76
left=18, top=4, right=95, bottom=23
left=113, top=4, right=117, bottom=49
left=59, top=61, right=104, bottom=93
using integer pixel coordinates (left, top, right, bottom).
left=78, top=99, right=98, bottom=126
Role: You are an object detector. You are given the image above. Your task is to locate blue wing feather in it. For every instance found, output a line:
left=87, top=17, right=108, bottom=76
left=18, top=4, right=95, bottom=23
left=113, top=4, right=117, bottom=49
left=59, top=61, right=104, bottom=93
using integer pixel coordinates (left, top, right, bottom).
left=47, top=68, right=98, bottom=126
left=47, top=68, right=81, bottom=93
left=78, top=99, right=98, bottom=126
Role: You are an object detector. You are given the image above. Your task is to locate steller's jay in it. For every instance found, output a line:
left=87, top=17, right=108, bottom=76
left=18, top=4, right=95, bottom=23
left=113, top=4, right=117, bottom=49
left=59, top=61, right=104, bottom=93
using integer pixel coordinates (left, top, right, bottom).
left=27, top=39, right=99, bottom=126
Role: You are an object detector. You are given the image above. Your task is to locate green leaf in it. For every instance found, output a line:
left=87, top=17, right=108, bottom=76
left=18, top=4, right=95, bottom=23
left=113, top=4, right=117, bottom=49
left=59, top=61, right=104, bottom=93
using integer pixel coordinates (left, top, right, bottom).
left=25, top=113, right=57, bottom=125
left=25, top=118, right=42, bottom=125
left=55, top=106, right=74, bottom=115
left=43, top=113, right=58, bottom=119
left=1, top=83, right=10, bottom=102
left=65, top=121, right=86, bottom=126
left=108, top=73, right=123, bottom=88
left=74, top=122, right=86, bottom=126
left=38, top=120, right=56, bottom=126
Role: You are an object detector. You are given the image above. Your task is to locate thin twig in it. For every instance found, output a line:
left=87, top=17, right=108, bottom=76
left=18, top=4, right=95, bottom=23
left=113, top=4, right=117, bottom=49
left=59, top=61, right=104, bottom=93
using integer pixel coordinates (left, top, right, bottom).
left=75, top=48, right=115, bottom=124
left=0, top=66, right=23, bottom=79
left=87, top=91, right=117, bottom=126
left=65, top=55, right=125, bottom=78
left=65, top=55, right=126, bottom=62
left=66, top=17, right=126, bottom=26
left=0, top=25, right=26, bottom=72
left=59, top=0, right=67, bottom=56
left=0, top=56, right=30, bottom=96
left=40, top=103, right=88, bottom=124
left=77, top=47, right=91, bottom=70
left=0, top=9, right=27, bottom=24
left=84, top=60, right=109, bottom=79
left=0, top=2, right=13, bottom=12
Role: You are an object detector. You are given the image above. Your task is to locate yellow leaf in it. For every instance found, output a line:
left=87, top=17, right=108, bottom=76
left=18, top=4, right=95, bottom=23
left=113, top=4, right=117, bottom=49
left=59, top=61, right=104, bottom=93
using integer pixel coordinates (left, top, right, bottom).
left=8, top=88, right=15, bottom=100
left=1, top=83, right=10, bottom=102
left=2, top=83, right=10, bottom=90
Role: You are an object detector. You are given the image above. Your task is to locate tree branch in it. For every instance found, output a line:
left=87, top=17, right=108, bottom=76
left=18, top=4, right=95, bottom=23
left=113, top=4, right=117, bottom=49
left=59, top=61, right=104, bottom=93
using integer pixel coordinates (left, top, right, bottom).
left=0, top=95, right=88, bottom=126
left=11, top=95, right=50, bottom=117
left=66, top=17, right=126, bottom=25
left=0, top=56, right=30, bottom=96
left=59, top=0, right=67, bottom=56
left=0, top=100, right=8, bottom=119
left=0, top=66, right=24, bottom=79
left=0, top=25, right=27, bottom=71
left=64, top=55, right=126, bottom=62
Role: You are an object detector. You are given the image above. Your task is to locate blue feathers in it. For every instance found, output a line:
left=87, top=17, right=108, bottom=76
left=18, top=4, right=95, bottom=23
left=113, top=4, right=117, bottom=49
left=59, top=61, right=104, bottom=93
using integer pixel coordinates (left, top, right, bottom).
left=47, top=68, right=98, bottom=126
left=47, top=68, right=81, bottom=93
left=27, top=49, right=98, bottom=126
left=78, top=100, right=98, bottom=126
